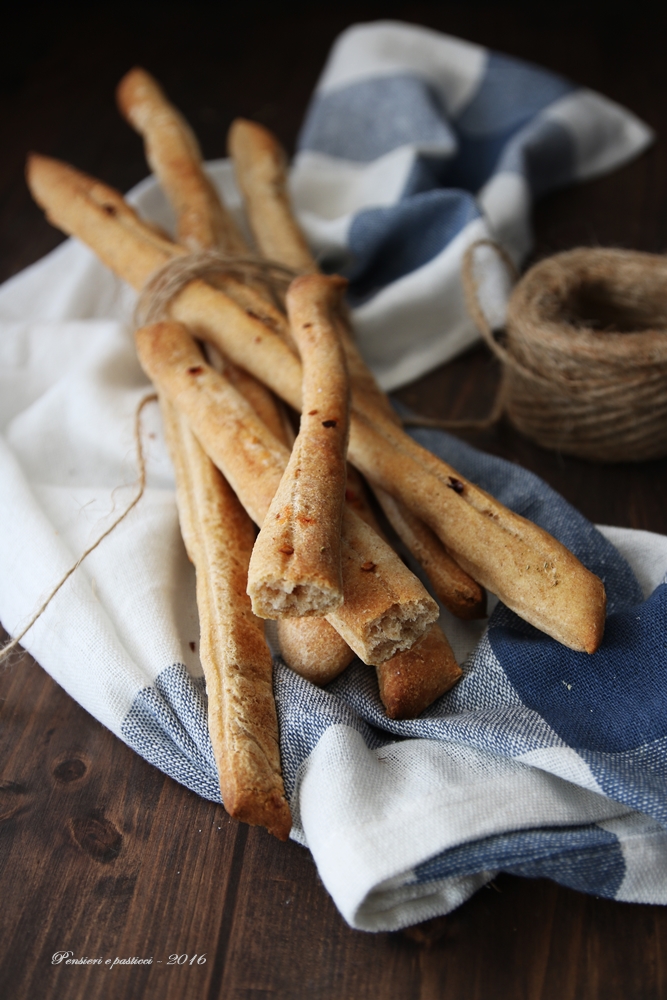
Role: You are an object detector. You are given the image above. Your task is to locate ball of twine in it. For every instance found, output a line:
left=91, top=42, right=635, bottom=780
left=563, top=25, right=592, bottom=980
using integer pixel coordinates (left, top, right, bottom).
left=462, top=242, right=667, bottom=462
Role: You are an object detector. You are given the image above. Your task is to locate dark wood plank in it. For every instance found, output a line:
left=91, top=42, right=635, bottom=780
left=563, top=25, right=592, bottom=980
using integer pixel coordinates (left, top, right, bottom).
left=2, top=3, right=667, bottom=999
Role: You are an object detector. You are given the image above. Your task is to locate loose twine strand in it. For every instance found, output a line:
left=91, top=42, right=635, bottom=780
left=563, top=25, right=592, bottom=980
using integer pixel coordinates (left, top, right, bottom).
left=400, top=240, right=517, bottom=435
left=406, top=240, right=667, bottom=463
left=2, top=248, right=294, bottom=662
left=0, top=392, right=157, bottom=664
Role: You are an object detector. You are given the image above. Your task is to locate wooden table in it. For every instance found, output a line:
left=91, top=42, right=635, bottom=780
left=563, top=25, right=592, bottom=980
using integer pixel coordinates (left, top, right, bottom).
left=2, top=4, right=666, bottom=997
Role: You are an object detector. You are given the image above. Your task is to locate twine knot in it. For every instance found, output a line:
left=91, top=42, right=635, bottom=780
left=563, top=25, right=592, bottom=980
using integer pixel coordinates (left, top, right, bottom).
left=135, top=249, right=300, bottom=327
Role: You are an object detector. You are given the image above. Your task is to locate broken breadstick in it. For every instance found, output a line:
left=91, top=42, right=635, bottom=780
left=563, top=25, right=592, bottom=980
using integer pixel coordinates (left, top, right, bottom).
left=223, top=128, right=606, bottom=651
left=160, top=397, right=291, bottom=839
left=135, top=320, right=438, bottom=664
left=248, top=273, right=350, bottom=618
left=27, top=154, right=605, bottom=652
left=226, top=348, right=351, bottom=678
left=227, top=121, right=488, bottom=621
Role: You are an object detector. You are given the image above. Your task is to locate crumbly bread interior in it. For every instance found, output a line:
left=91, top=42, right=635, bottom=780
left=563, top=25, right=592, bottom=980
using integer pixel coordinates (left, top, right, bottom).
left=248, top=577, right=343, bottom=618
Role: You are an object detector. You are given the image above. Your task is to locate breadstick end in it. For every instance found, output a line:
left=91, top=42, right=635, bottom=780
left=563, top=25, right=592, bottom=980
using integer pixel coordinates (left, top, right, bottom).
left=340, top=593, right=440, bottom=666
left=25, top=153, right=61, bottom=208
left=563, top=571, right=607, bottom=653
left=447, top=586, right=487, bottom=620
left=376, top=624, right=462, bottom=719
left=228, top=118, right=284, bottom=164
left=287, top=271, right=348, bottom=303
left=116, top=67, right=156, bottom=118
left=223, top=785, right=292, bottom=841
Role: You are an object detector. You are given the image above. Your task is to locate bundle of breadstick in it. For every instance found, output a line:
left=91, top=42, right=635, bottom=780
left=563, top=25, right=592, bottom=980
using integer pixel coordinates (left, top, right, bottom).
left=25, top=69, right=607, bottom=838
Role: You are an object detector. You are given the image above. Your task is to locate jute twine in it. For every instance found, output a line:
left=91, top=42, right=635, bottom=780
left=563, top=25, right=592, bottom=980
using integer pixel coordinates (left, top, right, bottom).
left=409, top=241, right=667, bottom=463
left=134, top=249, right=299, bottom=326
left=1, top=249, right=295, bottom=661
left=0, top=392, right=157, bottom=663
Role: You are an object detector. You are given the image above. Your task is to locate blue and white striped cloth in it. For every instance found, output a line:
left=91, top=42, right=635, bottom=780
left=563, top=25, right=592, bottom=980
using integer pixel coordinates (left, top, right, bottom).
left=0, top=22, right=664, bottom=931
left=291, top=21, right=653, bottom=388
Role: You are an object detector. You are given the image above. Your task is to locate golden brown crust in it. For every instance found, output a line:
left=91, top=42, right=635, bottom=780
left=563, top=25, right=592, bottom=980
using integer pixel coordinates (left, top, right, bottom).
left=376, top=624, right=462, bottom=719
left=25, top=154, right=303, bottom=402
left=135, top=322, right=438, bottom=664
left=28, top=154, right=606, bottom=653
left=26, top=153, right=177, bottom=288
left=117, top=68, right=247, bottom=255
left=228, top=119, right=316, bottom=273
left=136, top=321, right=288, bottom=523
left=118, top=69, right=292, bottom=338
left=348, top=405, right=606, bottom=653
left=225, top=125, right=491, bottom=625
left=25, top=156, right=300, bottom=402
left=248, top=274, right=350, bottom=618
left=160, top=396, right=291, bottom=839
left=374, top=486, right=487, bottom=620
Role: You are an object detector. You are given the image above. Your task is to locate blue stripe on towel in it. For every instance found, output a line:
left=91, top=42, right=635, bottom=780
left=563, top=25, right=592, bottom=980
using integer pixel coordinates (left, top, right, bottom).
left=414, top=823, right=626, bottom=898
left=122, top=663, right=220, bottom=802
left=491, top=584, right=667, bottom=754
left=297, top=50, right=580, bottom=303
left=581, top=737, right=667, bottom=826
left=453, top=52, right=574, bottom=135
left=299, top=75, right=458, bottom=162
left=345, top=189, right=480, bottom=304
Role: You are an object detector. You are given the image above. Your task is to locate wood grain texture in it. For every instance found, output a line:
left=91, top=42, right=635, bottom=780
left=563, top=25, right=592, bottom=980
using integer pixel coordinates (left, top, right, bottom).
left=2, top=3, right=667, bottom=998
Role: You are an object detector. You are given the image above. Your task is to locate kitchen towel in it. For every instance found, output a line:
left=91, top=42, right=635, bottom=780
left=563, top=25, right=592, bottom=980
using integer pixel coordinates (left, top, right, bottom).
left=292, top=21, right=653, bottom=388
left=1, top=22, right=663, bottom=931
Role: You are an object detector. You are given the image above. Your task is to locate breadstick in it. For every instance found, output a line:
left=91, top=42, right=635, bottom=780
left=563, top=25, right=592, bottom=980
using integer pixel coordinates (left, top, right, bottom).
left=27, top=155, right=605, bottom=652
left=27, top=154, right=179, bottom=286
left=26, top=156, right=299, bottom=399
left=343, top=464, right=384, bottom=536
left=228, top=119, right=316, bottom=274
left=161, top=397, right=291, bottom=839
left=333, top=312, right=486, bottom=619
left=253, top=325, right=355, bottom=680
left=373, top=487, right=486, bottom=619
left=118, top=76, right=294, bottom=454
left=227, top=124, right=487, bottom=619
left=135, top=321, right=438, bottom=664
left=222, top=125, right=605, bottom=649
left=339, top=323, right=484, bottom=619
left=117, top=67, right=247, bottom=254
left=376, top=623, right=462, bottom=719
left=117, top=100, right=298, bottom=814
left=248, top=274, right=350, bottom=618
